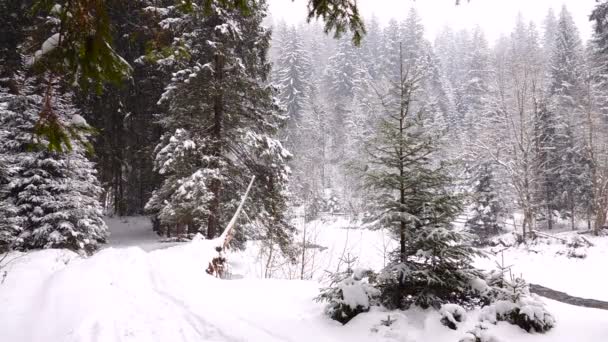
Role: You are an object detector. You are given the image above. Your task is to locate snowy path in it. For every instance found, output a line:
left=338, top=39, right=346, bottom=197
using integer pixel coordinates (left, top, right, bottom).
left=3, top=241, right=608, bottom=342
left=104, top=216, right=183, bottom=251
left=3, top=217, right=608, bottom=341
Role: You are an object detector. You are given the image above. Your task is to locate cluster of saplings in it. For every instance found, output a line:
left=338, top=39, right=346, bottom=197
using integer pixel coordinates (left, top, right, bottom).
left=316, top=243, right=554, bottom=335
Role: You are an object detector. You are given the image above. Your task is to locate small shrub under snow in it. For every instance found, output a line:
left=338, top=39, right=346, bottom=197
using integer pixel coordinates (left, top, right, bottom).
left=459, top=323, right=500, bottom=342
left=439, top=303, right=466, bottom=330
left=316, top=255, right=379, bottom=324
left=479, top=263, right=555, bottom=333
left=480, top=297, right=555, bottom=333
left=563, top=236, right=588, bottom=259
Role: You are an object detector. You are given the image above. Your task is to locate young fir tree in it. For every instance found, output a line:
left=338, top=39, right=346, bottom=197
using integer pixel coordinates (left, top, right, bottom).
left=365, top=44, right=482, bottom=310
left=466, top=162, right=504, bottom=244
left=0, top=82, right=107, bottom=254
left=146, top=0, right=294, bottom=252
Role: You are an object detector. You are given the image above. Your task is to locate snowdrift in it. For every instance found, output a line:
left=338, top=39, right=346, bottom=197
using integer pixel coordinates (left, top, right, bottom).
left=2, top=222, right=608, bottom=341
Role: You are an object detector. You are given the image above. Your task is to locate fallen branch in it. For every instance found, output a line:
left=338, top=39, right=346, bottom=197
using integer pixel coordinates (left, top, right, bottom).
left=206, top=175, right=255, bottom=278
left=529, top=230, right=567, bottom=243
left=219, top=175, right=256, bottom=250
left=579, top=235, right=595, bottom=247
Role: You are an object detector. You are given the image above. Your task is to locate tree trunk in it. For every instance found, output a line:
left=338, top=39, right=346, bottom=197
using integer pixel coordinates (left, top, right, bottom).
left=546, top=191, right=553, bottom=230
left=571, top=197, right=576, bottom=231
left=265, top=239, right=274, bottom=278
left=300, top=220, right=306, bottom=280
left=398, top=42, right=406, bottom=263
left=207, top=52, right=224, bottom=239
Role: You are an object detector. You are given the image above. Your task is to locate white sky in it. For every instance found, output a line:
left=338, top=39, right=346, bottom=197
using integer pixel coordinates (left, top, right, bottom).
left=268, top=0, right=596, bottom=43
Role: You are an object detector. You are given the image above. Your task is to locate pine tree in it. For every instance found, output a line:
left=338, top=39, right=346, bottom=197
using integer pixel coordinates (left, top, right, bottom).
left=361, top=16, right=383, bottom=81
left=478, top=16, right=545, bottom=239
left=0, top=82, right=108, bottom=254
left=365, top=44, right=482, bottom=310
left=466, top=163, right=504, bottom=244
left=382, top=20, right=402, bottom=80
left=147, top=0, right=294, bottom=252
left=549, top=6, right=588, bottom=226
left=274, top=25, right=315, bottom=201
left=532, top=102, right=560, bottom=229
left=275, top=25, right=312, bottom=130
left=461, top=27, right=491, bottom=139
left=0, top=0, right=32, bottom=95
left=323, top=35, right=359, bottom=191
left=542, top=8, right=558, bottom=88
left=584, top=13, right=608, bottom=234
left=75, top=0, right=166, bottom=216
left=0, top=147, right=20, bottom=253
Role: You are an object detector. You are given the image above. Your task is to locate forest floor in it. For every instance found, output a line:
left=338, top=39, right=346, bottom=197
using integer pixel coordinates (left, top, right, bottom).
left=1, top=216, right=608, bottom=342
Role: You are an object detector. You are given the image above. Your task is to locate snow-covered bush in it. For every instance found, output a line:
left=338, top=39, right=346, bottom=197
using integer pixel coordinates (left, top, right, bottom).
left=459, top=323, right=500, bottom=342
left=439, top=303, right=466, bottom=330
left=316, top=256, right=379, bottom=324
left=564, top=235, right=588, bottom=259
left=479, top=264, right=555, bottom=333
left=488, top=232, right=518, bottom=248
left=375, top=228, right=486, bottom=310
left=315, top=189, right=344, bottom=215
left=480, top=297, right=554, bottom=333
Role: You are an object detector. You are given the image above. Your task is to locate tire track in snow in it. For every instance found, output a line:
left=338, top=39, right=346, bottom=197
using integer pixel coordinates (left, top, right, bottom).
left=148, top=270, right=245, bottom=342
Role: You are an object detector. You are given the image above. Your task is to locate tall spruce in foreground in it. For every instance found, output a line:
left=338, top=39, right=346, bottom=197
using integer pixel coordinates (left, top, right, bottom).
left=146, top=0, right=294, bottom=252
left=0, top=81, right=107, bottom=254
left=364, top=44, right=482, bottom=310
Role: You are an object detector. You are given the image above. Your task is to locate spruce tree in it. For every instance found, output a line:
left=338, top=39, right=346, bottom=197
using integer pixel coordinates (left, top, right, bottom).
left=147, top=0, right=294, bottom=252
left=549, top=6, right=588, bottom=225
left=532, top=102, right=560, bottom=229
left=466, top=163, right=504, bottom=244
left=275, top=25, right=312, bottom=131
left=0, top=82, right=107, bottom=254
left=274, top=25, right=315, bottom=201
left=461, top=27, right=491, bottom=139
left=364, top=44, right=482, bottom=310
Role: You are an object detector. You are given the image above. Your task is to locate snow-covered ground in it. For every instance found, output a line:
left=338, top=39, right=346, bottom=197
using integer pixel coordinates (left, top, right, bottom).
left=477, top=231, right=608, bottom=302
left=1, top=216, right=608, bottom=342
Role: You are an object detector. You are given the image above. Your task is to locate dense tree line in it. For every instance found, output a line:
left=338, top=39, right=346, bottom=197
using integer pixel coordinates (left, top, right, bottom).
left=0, top=0, right=296, bottom=257
left=271, top=5, right=608, bottom=242
left=2, top=0, right=608, bottom=258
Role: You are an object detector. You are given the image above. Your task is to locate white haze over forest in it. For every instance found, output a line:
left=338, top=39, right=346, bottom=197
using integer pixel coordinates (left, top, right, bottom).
left=269, top=0, right=596, bottom=42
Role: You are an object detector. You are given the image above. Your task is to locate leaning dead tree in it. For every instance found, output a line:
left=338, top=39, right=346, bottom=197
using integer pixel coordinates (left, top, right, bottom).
left=206, top=175, right=256, bottom=278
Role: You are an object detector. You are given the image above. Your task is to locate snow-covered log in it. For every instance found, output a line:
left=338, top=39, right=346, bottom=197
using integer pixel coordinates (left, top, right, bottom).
left=206, top=176, right=255, bottom=278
